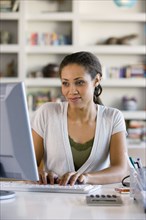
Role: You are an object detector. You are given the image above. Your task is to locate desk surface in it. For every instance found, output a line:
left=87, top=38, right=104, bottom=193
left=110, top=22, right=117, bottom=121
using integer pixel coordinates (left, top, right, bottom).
left=1, top=184, right=145, bottom=220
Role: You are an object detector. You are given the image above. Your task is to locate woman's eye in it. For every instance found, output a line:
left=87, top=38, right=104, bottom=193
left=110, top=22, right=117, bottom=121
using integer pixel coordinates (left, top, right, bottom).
left=62, top=81, right=69, bottom=87
left=75, top=80, right=85, bottom=86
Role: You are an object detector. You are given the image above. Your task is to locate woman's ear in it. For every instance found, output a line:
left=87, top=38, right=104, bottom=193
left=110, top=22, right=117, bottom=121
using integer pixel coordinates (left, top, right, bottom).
left=94, top=73, right=102, bottom=86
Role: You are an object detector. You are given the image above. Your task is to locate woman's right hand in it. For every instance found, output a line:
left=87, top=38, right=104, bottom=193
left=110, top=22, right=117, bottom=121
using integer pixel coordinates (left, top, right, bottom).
left=38, top=170, right=59, bottom=185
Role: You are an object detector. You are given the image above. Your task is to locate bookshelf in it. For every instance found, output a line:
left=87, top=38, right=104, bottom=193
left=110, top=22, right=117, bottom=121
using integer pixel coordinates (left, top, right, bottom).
left=0, top=0, right=145, bottom=110
left=0, top=0, right=146, bottom=160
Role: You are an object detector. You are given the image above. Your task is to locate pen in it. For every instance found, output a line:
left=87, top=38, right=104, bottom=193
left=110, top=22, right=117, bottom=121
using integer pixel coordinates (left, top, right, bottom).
left=124, top=152, right=135, bottom=169
left=134, top=162, right=140, bottom=169
left=129, top=157, right=136, bottom=169
left=136, top=158, right=143, bottom=168
left=136, top=158, right=144, bottom=181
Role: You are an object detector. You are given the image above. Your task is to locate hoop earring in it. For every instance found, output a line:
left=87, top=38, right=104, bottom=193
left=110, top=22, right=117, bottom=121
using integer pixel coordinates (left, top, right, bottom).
left=93, top=85, right=103, bottom=105
left=94, top=85, right=102, bottom=97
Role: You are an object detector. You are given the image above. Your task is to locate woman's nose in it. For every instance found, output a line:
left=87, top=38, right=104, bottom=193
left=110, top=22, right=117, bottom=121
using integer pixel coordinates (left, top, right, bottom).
left=69, top=85, right=78, bottom=95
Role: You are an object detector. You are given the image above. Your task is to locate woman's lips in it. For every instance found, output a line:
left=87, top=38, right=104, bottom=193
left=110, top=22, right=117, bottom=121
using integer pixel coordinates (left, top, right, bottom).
left=69, top=97, right=81, bottom=102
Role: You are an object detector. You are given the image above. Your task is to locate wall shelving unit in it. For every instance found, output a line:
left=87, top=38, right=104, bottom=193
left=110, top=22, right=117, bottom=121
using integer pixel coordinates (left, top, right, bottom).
left=0, top=0, right=145, bottom=110
left=0, top=0, right=146, bottom=163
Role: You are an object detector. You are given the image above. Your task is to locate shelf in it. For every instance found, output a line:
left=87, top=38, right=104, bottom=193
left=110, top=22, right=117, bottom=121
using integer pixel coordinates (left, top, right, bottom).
left=122, top=111, right=146, bottom=120
left=25, top=78, right=61, bottom=87
left=80, top=13, right=146, bottom=22
left=26, top=13, right=145, bottom=22
left=101, top=78, right=145, bottom=87
left=0, top=78, right=23, bottom=83
left=25, top=45, right=73, bottom=54
left=127, top=141, right=146, bottom=149
left=0, top=45, right=20, bottom=53
left=0, top=78, right=61, bottom=87
left=26, top=12, right=74, bottom=21
left=25, top=45, right=145, bottom=55
left=85, top=46, right=145, bottom=55
left=0, top=12, right=20, bottom=20
left=23, top=78, right=146, bottom=88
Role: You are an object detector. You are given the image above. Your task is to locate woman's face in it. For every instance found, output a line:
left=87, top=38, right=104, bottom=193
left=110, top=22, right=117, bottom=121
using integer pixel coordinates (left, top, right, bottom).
left=60, top=64, right=96, bottom=108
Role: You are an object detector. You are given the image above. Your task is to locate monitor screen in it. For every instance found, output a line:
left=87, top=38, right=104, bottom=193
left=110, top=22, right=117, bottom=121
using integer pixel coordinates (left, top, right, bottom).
left=0, top=82, right=39, bottom=187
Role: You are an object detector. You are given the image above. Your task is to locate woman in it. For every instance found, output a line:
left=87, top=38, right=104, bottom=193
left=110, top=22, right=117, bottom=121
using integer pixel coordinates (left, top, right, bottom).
left=31, top=51, right=128, bottom=186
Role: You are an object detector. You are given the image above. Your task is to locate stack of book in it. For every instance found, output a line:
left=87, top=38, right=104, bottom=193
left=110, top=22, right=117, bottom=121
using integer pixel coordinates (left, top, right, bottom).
left=0, top=0, right=12, bottom=12
left=27, top=90, right=62, bottom=111
left=127, top=120, right=146, bottom=144
left=26, top=32, right=71, bottom=46
left=104, top=64, right=145, bottom=79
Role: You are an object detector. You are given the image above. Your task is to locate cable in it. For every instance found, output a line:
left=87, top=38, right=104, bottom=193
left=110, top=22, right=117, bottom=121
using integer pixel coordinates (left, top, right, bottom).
left=122, top=175, right=130, bottom=187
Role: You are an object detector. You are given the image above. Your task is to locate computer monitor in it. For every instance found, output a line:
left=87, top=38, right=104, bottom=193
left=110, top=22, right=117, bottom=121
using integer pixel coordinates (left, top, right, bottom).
left=0, top=82, right=39, bottom=199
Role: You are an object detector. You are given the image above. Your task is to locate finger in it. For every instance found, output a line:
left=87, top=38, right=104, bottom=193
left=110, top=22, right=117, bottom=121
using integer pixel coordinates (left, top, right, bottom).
left=59, top=172, right=76, bottom=186
left=47, top=173, right=56, bottom=185
left=39, top=172, right=47, bottom=185
left=41, top=174, right=47, bottom=185
left=38, top=173, right=42, bottom=184
left=78, top=174, right=87, bottom=184
left=69, top=173, right=79, bottom=186
left=39, top=175, right=42, bottom=184
left=59, top=175, right=70, bottom=186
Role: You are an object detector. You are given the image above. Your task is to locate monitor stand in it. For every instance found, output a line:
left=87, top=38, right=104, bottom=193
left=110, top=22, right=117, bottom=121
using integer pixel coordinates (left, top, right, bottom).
left=0, top=190, right=15, bottom=200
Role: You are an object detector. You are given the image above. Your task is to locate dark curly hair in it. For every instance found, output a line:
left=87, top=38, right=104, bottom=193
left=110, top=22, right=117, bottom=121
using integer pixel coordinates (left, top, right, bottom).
left=59, top=51, right=103, bottom=105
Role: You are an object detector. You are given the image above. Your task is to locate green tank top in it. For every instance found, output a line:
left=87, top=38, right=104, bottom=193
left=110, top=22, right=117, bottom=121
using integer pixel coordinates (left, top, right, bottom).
left=69, top=136, right=94, bottom=171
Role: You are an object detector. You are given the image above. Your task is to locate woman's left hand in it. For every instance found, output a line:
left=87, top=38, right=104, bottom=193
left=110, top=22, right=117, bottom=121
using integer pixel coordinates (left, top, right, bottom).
left=58, top=172, right=88, bottom=186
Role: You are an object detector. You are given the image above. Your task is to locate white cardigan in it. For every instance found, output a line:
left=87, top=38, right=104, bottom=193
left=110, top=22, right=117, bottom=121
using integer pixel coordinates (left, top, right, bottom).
left=31, top=102, right=127, bottom=176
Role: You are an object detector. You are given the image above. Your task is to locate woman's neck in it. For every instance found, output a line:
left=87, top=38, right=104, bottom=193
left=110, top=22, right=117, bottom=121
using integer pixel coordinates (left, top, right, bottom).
left=67, top=103, right=97, bottom=124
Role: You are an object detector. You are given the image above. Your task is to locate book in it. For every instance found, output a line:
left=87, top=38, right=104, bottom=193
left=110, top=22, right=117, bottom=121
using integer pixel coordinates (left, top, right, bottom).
left=12, top=0, right=19, bottom=12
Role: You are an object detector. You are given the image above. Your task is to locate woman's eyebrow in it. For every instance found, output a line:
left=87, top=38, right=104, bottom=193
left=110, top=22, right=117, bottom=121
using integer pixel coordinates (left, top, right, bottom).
left=74, top=77, right=83, bottom=80
left=62, top=77, right=83, bottom=81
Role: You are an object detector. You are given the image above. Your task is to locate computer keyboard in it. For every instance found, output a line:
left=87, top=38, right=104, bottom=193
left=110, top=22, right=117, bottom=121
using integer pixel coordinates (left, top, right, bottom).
left=0, top=181, right=101, bottom=194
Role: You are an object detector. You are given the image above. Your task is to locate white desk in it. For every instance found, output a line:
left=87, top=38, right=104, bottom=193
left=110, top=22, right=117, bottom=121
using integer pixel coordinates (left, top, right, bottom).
left=1, top=184, right=145, bottom=220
